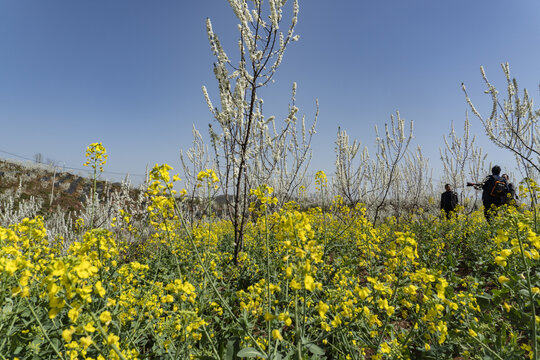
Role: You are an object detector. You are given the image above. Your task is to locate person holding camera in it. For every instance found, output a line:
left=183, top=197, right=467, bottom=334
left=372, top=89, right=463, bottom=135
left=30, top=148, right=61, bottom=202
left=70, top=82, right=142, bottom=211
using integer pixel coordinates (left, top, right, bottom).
left=472, top=165, right=508, bottom=221
left=467, top=165, right=508, bottom=221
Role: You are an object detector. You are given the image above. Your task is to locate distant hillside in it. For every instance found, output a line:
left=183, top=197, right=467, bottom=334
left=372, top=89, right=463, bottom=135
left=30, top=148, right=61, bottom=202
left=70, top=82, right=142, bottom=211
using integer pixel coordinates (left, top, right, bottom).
left=0, top=158, right=136, bottom=216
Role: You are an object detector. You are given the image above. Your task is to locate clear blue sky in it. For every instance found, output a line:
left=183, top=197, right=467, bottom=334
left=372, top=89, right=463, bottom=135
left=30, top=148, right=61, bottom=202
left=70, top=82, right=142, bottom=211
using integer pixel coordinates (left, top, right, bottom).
left=1, top=0, right=539, bottom=185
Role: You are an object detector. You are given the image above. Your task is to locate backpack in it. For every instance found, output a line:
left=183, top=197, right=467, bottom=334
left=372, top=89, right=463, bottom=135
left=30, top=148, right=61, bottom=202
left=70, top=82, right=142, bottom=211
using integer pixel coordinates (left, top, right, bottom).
left=490, top=175, right=509, bottom=198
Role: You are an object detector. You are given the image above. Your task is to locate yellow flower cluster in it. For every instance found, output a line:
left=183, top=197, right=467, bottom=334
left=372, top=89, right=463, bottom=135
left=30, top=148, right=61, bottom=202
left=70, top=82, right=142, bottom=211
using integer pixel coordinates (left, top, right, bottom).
left=83, top=142, right=108, bottom=173
left=196, top=169, right=219, bottom=189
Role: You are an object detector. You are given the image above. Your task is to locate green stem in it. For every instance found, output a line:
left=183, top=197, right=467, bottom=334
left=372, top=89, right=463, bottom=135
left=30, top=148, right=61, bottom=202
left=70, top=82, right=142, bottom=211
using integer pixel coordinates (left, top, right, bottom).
left=400, top=302, right=423, bottom=347
left=25, top=298, right=65, bottom=360
left=90, top=312, right=128, bottom=360
left=515, top=220, right=537, bottom=360
left=302, top=286, right=306, bottom=339
left=89, top=165, right=104, bottom=283
left=0, top=316, right=17, bottom=354
left=295, top=293, right=302, bottom=359
left=265, top=205, right=272, bottom=357
left=374, top=277, right=400, bottom=353
left=202, top=323, right=220, bottom=360
left=152, top=241, right=164, bottom=282
left=165, top=184, right=268, bottom=357
left=90, top=166, right=97, bottom=229
left=163, top=219, right=183, bottom=279
left=320, top=187, right=328, bottom=259
left=467, top=332, right=504, bottom=360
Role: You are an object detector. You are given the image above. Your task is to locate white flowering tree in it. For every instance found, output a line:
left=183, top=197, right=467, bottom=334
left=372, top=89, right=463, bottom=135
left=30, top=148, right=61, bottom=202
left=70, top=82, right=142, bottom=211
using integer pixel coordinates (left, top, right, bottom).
left=439, top=115, right=487, bottom=212
left=370, top=112, right=414, bottom=224
left=197, top=0, right=315, bottom=263
left=333, top=127, right=370, bottom=205
left=333, top=113, right=415, bottom=222
left=463, top=63, right=540, bottom=175
left=394, top=146, right=433, bottom=216
left=180, top=126, right=216, bottom=223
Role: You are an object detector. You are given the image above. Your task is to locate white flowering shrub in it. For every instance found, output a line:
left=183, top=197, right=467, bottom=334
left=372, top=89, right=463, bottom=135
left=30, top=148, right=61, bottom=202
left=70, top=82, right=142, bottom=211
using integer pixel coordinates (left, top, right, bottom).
left=0, top=183, right=43, bottom=226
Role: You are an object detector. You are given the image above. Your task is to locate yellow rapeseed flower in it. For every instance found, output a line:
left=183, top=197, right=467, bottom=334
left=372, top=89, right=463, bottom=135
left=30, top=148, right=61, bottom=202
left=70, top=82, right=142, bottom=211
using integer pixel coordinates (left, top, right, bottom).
left=79, top=336, right=93, bottom=350
left=380, top=342, right=391, bottom=354
left=100, top=311, right=112, bottom=325
left=84, top=322, right=96, bottom=333
left=95, top=281, right=106, bottom=298
left=304, top=275, right=315, bottom=291
left=494, top=256, right=507, bottom=267
left=68, top=308, right=80, bottom=323
left=62, top=327, right=75, bottom=342
left=290, top=279, right=301, bottom=290
left=316, top=301, right=329, bottom=318
left=271, top=329, right=283, bottom=341
left=107, top=333, right=120, bottom=346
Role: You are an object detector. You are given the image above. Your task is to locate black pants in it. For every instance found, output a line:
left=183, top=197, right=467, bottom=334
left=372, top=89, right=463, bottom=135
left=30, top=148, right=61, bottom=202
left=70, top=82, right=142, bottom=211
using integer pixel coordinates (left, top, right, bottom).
left=483, top=201, right=501, bottom=221
left=442, top=208, right=454, bottom=219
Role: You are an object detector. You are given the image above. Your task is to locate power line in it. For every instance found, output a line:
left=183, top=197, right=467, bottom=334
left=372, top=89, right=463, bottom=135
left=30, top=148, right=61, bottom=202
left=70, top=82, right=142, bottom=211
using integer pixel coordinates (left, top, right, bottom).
left=0, top=148, right=465, bottom=185
left=0, top=148, right=147, bottom=177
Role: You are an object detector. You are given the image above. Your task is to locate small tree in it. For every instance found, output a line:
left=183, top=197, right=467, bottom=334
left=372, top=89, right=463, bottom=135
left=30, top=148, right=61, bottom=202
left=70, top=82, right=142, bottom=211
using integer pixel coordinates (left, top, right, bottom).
left=199, top=0, right=315, bottom=264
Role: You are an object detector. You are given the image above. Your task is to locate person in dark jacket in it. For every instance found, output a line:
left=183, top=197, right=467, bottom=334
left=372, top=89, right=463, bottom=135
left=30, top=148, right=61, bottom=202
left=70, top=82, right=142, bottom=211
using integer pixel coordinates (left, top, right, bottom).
left=481, top=165, right=508, bottom=221
left=502, top=174, right=518, bottom=205
left=441, top=184, right=458, bottom=219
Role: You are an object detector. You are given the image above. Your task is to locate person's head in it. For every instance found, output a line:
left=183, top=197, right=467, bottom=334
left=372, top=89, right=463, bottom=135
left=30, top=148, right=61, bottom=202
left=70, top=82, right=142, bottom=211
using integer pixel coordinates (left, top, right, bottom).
left=502, top=173, right=509, bottom=181
left=492, top=165, right=501, bottom=175
left=445, top=184, right=452, bottom=191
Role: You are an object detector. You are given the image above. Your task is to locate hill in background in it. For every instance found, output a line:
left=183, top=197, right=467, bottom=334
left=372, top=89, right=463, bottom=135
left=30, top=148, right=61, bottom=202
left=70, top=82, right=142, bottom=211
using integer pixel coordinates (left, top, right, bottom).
left=0, top=158, right=137, bottom=216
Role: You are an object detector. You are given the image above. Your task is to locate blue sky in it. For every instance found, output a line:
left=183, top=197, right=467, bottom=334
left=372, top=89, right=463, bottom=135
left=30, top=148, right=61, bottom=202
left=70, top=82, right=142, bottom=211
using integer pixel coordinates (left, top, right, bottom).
left=1, top=0, right=539, bottom=186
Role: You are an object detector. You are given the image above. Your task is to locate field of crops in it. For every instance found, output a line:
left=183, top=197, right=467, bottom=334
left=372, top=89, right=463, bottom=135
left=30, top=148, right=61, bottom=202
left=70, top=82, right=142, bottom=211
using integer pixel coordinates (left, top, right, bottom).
left=1, top=144, right=539, bottom=360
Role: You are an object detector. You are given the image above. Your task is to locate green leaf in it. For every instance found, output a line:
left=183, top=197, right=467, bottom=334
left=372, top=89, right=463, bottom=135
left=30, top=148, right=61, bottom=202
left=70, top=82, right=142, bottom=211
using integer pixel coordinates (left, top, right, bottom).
left=305, top=343, right=325, bottom=355
left=225, top=338, right=240, bottom=360
left=2, top=298, right=13, bottom=315
left=237, top=347, right=267, bottom=358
